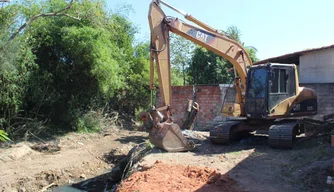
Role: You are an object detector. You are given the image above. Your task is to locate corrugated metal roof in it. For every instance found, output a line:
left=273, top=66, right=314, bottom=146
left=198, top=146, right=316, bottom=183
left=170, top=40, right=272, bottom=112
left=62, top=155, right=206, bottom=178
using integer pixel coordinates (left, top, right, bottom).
left=254, top=44, right=334, bottom=65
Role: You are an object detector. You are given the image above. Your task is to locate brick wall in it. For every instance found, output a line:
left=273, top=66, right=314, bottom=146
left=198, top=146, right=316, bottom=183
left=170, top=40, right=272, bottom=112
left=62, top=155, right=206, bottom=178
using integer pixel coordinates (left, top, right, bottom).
left=157, top=85, right=234, bottom=130
left=300, top=83, right=334, bottom=119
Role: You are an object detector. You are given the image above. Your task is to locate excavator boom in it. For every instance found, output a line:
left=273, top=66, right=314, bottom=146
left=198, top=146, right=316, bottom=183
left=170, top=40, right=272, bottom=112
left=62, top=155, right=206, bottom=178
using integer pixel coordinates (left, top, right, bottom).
left=141, top=0, right=252, bottom=152
left=149, top=0, right=253, bottom=115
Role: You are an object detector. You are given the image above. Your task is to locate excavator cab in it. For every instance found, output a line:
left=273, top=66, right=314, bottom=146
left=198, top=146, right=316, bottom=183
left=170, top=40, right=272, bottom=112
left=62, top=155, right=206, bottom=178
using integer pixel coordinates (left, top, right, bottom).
left=212, top=63, right=317, bottom=147
left=245, top=64, right=296, bottom=117
left=245, top=63, right=317, bottom=119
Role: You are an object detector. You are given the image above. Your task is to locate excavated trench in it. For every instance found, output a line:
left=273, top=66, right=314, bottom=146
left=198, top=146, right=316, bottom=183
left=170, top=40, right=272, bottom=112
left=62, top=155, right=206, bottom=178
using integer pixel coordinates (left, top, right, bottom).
left=49, top=130, right=332, bottom=192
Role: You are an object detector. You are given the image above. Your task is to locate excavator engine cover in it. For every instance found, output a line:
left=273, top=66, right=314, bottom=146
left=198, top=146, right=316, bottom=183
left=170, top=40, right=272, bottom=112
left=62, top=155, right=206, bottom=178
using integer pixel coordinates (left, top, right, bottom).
left=149, top=122, right=195, bottom=152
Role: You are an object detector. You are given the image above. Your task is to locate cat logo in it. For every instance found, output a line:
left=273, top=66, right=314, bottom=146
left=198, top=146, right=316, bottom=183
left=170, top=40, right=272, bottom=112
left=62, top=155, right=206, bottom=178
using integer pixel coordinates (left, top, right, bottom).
left=195, top=31, right=208, bottom=42
left=186, top=29, right=215, bottom=44
left=293, top=104, right=300, bottom=111
left=307, top=106, right=314, bottom=111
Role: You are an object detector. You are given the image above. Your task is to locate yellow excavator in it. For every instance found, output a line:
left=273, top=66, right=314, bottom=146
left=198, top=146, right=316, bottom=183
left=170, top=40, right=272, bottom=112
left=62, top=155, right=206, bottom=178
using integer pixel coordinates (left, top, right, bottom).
left=140, top=0, right=318, bottom=151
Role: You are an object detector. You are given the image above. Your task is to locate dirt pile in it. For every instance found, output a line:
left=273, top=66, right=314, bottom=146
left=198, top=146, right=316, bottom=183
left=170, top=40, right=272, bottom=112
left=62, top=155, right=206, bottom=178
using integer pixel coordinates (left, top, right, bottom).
left=116, top=160, right=243, bottom=192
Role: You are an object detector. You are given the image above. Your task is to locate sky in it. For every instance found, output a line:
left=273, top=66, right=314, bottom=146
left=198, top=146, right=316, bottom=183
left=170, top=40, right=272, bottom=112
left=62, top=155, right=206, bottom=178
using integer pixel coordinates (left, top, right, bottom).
left=107, top=0, right=334, bottom=60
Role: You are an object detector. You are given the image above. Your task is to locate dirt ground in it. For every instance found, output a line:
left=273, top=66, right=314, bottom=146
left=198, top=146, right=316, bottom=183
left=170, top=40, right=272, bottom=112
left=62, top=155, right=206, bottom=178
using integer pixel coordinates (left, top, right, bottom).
left=0, top=126, right=147, bottom=191
left=117, top=160, right=243, bottom=192
left=0, top=126, right=333, bottom=192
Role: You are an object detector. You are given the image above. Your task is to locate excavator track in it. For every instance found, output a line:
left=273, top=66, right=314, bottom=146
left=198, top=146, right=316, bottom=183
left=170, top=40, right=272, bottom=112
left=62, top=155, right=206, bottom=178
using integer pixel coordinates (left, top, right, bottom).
left=268, top=120, right=298, bottom=149
left=209, top=121, right=242, bottom=144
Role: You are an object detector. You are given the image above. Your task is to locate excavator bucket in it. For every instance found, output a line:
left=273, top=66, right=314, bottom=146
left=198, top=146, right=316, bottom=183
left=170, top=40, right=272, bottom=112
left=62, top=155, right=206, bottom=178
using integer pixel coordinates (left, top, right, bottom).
left=139, top=111, right=195, bottom=152
left=149, top=122, right=195, bottom=152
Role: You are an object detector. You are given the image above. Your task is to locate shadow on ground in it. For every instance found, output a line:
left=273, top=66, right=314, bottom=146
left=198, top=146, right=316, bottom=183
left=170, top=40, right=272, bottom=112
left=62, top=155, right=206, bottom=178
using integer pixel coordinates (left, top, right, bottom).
left=57, top=132, right=333, bottom=192
left=192, top=134, right=333, bottom=192
left=115, top=135, right=147, bottom=144
left=102, top=149, right=128, bottom=164
left=71, top=172, right=117, bottom=192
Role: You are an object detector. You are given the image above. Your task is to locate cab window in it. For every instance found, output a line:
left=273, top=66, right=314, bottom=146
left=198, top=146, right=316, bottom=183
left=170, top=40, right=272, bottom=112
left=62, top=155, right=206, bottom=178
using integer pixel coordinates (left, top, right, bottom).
left=270, top=69, right=287, bottom=93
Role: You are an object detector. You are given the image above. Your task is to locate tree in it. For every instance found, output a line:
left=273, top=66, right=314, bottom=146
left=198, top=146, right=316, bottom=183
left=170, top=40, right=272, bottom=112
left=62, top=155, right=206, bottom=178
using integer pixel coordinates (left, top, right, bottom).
left=170, top=33, right=195, bottom=85
left=189, top=47, right=233, bottom=84
left=7, top=0, right=80, bottom=42
left=110, top=42, right=151, bottom=115
left=225, top=26, right=259, bottom=63
left=24, top=0, right=139, bottom=128
left=0, top=2, right=37, bottom=137
left=189, top=26, right=259, bottom=85
left=0, top=0, right=151, bottom=138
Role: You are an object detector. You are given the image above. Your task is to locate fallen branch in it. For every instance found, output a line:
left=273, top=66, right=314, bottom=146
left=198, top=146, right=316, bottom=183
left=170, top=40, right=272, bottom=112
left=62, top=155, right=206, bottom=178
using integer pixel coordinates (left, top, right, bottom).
left=8, top=0, right=80, bottom=42
left=39, top=182, right=56, bottom=192
left=27, top=130, right=47, bottom=143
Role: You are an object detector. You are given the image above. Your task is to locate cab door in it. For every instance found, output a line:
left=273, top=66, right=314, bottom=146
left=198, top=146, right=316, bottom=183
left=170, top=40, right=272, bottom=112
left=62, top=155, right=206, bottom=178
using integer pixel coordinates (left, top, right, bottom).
left=245, top=67, right=269, bottom=115
left=268, top=66, right=296, bottom=113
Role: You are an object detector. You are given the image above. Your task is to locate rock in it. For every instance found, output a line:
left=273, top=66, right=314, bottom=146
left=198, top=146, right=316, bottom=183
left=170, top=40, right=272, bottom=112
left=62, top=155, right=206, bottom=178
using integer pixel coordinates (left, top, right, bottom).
left=80, top=174, right=86, bottom=179
left=8, top=145, right=34, bottom=160
left=77, top=142, right=84, bottom=146
left=31, top=143, right=61, bottom=153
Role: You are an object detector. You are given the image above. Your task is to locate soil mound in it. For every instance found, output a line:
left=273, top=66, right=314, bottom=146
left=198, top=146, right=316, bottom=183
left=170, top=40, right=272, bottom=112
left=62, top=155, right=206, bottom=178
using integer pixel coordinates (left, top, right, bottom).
left=117, top=160, right=243, bottom=192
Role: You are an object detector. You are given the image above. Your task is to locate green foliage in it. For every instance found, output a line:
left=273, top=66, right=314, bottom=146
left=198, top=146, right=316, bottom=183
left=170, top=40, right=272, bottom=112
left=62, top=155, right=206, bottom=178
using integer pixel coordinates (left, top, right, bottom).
left=0, top=129, right=11, bottom=142
left=225, top=25, right=241, bottom=43
left=110, top=42, right=151, bottom=115
left=225, top=25, right=259, bottom=63
left=0, top=0, right=151, bottom=136
left=246, top=47, right=260, bottom=63
left=170, top=34, right=195, bottom=85
left=75, top=111, right=101, bottom=133
left=0, top=32, right=36, bottom=136
left=0, top=0, right=259, bottom=138
left=22, top=0, right=142, bottom=130
left=145, top=140, right=154, bottom=149
left=171, top=68, right=185, bottom=86
left=189, top=47, right=233, bottom=84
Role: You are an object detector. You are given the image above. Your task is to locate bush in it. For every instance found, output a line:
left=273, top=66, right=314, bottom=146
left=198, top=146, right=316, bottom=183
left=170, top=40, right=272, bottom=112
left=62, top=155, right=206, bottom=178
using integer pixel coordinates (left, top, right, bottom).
left=74, top=107, right=122, bottom=133
left=0, top=0, right=152, bottom=140
left=75, top=111, right=101, bottom=133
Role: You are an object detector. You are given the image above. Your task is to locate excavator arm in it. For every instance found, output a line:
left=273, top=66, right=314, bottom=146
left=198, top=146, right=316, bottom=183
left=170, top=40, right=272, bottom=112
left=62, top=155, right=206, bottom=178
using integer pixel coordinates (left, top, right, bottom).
left=149, top=0, right=253, bottom=116
left=140, top=0, right=253, bottom=152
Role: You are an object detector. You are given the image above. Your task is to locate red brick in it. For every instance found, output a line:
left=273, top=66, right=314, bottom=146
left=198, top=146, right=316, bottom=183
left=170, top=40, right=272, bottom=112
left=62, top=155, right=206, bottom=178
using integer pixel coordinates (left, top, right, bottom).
left=157, top=85, right=227, bottom=129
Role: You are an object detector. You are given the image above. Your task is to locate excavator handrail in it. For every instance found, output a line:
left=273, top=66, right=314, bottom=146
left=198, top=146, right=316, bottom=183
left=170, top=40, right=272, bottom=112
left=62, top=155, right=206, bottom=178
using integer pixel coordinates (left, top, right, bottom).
left=158, top=0, right=220, bottom=34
